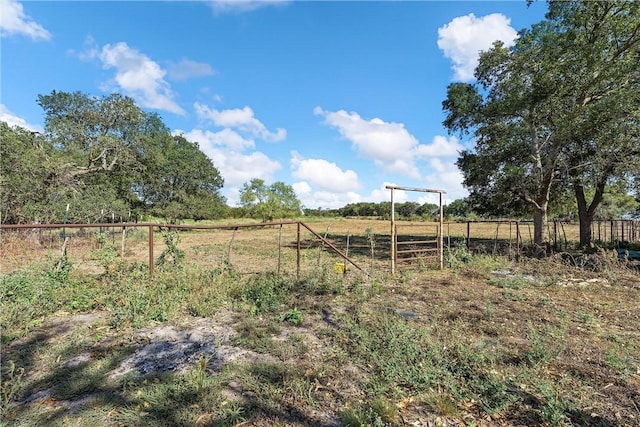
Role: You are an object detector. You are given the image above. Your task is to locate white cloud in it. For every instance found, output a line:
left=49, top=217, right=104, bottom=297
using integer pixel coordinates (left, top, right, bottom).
left=421, top=158, right=467, bottom=204
left=416, top=135, right=463, bottom=157
left=0, top=0, right=51, bottom=40
left=177, top=128, right=255, bottom=151
left=175, top=127, right=281, bottom=188
left=292, top=181, right=312, bottom=196
left=367, top=182, right=408, bottom=204
left=195, top=103, right=286, bottom=141
left=437, top=13, right=518, bottom=81
left=208, top=0, right=289, bottom=14
left=314, top=107, right=425, bottom=179
left=0, top=104, right=43, bottom=132
left=166, top=59, right=215, bottom=81
left=290, top=151, right=361, bottom=192
left=77, top=41, right=185, bottom=115
left=210, top=150, right=281, bottom=188
left=295, top=186, right=362, bottom=210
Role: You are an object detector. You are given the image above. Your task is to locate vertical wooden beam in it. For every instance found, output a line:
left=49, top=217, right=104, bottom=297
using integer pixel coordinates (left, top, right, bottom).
left=277, top=223, right=282, bottom=275
left=148, top=224, right=154, bottom=276
left=390, top=187, right=396, bottom=275
left=439, top=192, right=444, bottom=270
left=296, top=221, right=301, bottom=279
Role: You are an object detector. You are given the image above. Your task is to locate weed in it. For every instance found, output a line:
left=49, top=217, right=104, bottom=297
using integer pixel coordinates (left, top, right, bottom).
left=48, top=251, right=73, bottom=283
left=239, top=272, right=293, bottom=315
left=282, top=307, right=303, bottom=326
left=1, top=360, right=25, bottom=415
left=604, top=348, right=637, bottom=377
left=365, top=226, right=376, bottom=273
left=424, top=391, right=458, bottom=416
left=484, top=297, right=495, bottom=321
left=525, top=323, right=565, bottom=366
left=342, top=397, right=396, bottom=426
left=155, top=230, right=185, bottom=269
left=535, top=380, right=571, bottom=426
left=445, top=239, right=472, bottom=268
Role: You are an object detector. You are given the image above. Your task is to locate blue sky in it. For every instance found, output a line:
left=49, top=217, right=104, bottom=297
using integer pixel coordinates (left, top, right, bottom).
left=1, top=0, right=548, bottom=208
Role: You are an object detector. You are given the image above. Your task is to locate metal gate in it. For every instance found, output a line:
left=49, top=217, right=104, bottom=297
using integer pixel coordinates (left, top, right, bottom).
left=394, top=223, right=441, bottom=270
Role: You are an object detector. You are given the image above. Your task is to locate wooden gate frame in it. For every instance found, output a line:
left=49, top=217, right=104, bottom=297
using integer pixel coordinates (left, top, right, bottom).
left=386, top=185, right=446, bottom=274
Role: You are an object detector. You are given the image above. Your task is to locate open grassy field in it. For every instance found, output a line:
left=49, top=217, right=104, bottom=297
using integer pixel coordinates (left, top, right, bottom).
left=1, top=218, right=639, bottom=426
left=2, top=218, right=638, bottom=277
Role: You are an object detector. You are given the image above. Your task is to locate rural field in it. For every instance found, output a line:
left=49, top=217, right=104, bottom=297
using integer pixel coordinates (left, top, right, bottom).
left=1, top=218, right=639, bottom=426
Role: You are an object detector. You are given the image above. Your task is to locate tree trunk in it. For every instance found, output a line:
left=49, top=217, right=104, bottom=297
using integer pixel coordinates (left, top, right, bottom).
left=578, top=211, right=595, bottom=249
left=533, top=206, right=547, bottom=246
left=573, top=173, right=608, bottom=248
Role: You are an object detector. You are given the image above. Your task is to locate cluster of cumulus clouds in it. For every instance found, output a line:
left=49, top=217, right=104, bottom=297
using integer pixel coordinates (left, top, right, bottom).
left=1, top=0, right=519, bottom=208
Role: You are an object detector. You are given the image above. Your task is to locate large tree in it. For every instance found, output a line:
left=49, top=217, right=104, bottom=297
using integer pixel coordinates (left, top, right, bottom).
left=443, top=0, right=640, bottom=247
left=3, top=91, right=226, bottom=224
left=239, top=179, right=302, bottom=221
left=0, top=123, right=56, bottom=223
left=140, top=131, right=226, bottom=223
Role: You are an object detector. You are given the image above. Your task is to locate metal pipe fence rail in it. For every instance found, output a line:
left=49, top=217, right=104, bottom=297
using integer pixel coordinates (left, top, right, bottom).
left=447, top=219, right=640, bottom=257
left=0, top=222, right=372, bottom=277
left=2, top=219, right=638, bottom=275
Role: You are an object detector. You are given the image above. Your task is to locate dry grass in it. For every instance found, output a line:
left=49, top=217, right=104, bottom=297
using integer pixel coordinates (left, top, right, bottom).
left=2, top=218, right=639, bottom=426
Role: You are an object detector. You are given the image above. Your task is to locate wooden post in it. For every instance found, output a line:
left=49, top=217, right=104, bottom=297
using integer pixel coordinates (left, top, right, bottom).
left=610, top=220, right=614, bottom=244
left=277, top=223, right=282, bottom=275
left=228, top=227, right=238, bottom=260
left=296, top=222, right=301, bottom=279
left=516, top=221, right=521, bottom=257
left=390, top=187, right=396, bottom=274
left=439, top=192, right=444, bottom=270
left=466, top=221, right=471, bottom=252
left=148, top=225, right=154, bottom=275
left=121, top=226, right=126, bottom=256
left=508, top=221, right=512, bottom=259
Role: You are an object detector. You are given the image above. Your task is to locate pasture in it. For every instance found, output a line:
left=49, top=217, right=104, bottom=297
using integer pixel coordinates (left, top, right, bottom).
left=1, top=218, right=639, bottom=426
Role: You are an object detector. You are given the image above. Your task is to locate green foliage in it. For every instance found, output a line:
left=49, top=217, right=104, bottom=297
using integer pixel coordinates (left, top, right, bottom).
left=0, top=264, right=103, bottom=342
left=1, top=360, right=26, bottom=415
left=342, top=397, right=396, bottom=426
left=48, top=252, right=73, bottom=283
left=2, top=91, right=225, bottom=225
left=282, top=307, right=303, bottom=326
left=445, top=239, right=472, bottom=268
left=0, top=122, right=56, bottom=223
left=534, top=380, right=571, bottom=426
left=155, top=230, right=185, bottom=269
left=239, top=178, right=302, bottom=221
left=93, top=231, right=122, bottom=274
left=141, top=133, right=226, bottom=223
left=444, top=1, right=640, bottom=246
left=237, top=272, right=294, bottom=315
left=106, top=267, right=185, bottom=329
left=525, top=323, right=565, bottom=366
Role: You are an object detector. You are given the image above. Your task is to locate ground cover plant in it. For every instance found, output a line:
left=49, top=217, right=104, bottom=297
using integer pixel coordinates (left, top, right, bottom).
left=1, top=219, right=639, bottom=426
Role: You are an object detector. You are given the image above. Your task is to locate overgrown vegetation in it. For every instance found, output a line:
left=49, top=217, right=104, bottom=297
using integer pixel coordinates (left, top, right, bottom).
left=2, top=230, right=638, bottom=426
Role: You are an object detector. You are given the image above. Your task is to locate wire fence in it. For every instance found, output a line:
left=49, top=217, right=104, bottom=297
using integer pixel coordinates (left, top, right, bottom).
left=1, top=219, right=639, bottom=276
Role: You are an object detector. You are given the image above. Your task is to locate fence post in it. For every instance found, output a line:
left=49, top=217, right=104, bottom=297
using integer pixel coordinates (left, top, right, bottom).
left=148, top=225, right=154, bottom=276
left=296, top=222, right=301, bottom=280
left=277, top=224, right=282, bottom=275
left=610, top=220, right=614, bottom=244
left=466, top=221, right=471, bottom=252
left=516, top=221, right=521, bottom=257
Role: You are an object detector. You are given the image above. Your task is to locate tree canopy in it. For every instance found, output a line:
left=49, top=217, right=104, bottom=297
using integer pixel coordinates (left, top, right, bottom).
left=2, top=91, right=226, bottom=224
left=443, top=0, right=640, bottom=246
left=239, top=179, right=302, bottom=221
